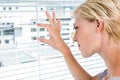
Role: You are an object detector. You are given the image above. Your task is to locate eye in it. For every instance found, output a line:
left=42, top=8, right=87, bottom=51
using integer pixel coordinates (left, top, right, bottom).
left=74, top=26, right=79, bottom=30
left=73, top=24, right=79, bottom=30
left=73, top=25, right=79, bottom=30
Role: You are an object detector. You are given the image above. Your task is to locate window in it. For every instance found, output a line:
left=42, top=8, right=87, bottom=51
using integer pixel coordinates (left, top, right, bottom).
left=61, top=33, right=69, bottom=35
left=0, top=39, right=1, bottom=44
left=16, top=7, right=18, bottom=9
left=0, top=31, right=1, bottom=36
left=33, top=22, right=36, bottom=24
left=6, top=23, right=10, bottom=25
left=62, top=23, right=69, bottom=25
left=40, top=8, right=43, bottom=10
left=39, top=28, right=45, bottom=32
left=63, top=38, right=70, bottom=40
left=3, top=29, right=14, bottom=35
left=0, top=1, right=106, bottom=80
left=31, top=28, right=36, bottom=32
left=40, top=36, right=45, bottom=38
left=4, top=40, right=9, bottom=44
left=2, top=23, right=5, bottom=25
left=49, top=7, right=56, bottom=10
left=31, top=36, right=37, bottom=40
left=3, top=7, right=6, bottom=10
left=9, top=7, right=12, bottom=10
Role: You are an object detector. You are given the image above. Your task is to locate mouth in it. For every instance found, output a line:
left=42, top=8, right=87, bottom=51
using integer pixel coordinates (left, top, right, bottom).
left=78, top=44, right=80, bottom=47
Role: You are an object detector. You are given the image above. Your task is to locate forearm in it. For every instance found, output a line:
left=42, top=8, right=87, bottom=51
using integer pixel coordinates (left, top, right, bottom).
left=60, top=46, right=92, bottom=80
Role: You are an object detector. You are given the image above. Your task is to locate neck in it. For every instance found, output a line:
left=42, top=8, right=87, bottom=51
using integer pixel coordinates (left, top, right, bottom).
left=100, top=40, right=120, bottom=78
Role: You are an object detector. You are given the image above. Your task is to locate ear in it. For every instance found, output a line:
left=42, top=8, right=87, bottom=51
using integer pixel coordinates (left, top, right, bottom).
left=96, top=19, right=104, bottom=32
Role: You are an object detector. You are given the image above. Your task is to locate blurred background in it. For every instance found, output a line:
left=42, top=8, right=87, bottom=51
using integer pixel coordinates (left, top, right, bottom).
left=0, top=0, right=106, bottom=80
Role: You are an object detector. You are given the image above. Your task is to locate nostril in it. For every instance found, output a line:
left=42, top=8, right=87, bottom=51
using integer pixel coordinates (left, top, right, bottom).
left=73, top=38, right=77, bottom=42
left=73, top=35, right=77, bottom=42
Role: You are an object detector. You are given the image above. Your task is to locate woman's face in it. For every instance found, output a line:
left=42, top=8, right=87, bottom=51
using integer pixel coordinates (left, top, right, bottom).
left=73, top=16, right=102, bottom=57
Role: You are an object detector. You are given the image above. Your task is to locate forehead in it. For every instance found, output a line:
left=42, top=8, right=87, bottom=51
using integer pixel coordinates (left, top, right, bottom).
left=74, top=16, right=80, bottom=24
left=74, top=16, right=94, bottom=27
left=74, top=16, right=85, bottom=25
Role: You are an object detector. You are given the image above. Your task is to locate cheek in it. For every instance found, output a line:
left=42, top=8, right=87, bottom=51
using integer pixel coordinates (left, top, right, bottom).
left=77, top=31, right=99, bottom=57
left=76, top=32, right=84, bottom=43
left=83, top=35, right=101, bottom=57
left=77, top=30, right=91, bottom=43
left=75, top=26, right=97, bottom=46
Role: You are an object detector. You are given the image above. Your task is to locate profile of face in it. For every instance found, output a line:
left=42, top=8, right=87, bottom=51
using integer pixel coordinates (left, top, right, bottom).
left=73, top=16, right=103, bottom=57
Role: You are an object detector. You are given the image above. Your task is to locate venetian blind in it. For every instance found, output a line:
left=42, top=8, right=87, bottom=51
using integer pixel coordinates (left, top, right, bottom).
left=0, top=0, right=106, bottom=80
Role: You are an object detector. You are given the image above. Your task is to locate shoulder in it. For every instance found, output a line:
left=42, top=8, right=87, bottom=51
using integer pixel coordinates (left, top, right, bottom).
left=98, top=69, right=120, bottom=80
left=98, top=69, right=108, bottom=80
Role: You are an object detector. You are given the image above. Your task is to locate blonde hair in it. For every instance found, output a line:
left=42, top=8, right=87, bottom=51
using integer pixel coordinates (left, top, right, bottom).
left=74, top=0, right=120, bottom=43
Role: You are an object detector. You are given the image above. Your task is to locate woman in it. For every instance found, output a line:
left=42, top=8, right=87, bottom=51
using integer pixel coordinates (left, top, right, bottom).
left=38, top=0, right=120, bottom=80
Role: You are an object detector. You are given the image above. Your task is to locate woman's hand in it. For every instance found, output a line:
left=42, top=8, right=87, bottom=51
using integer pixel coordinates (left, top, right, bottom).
left=37, top=11, right=68, bottom=51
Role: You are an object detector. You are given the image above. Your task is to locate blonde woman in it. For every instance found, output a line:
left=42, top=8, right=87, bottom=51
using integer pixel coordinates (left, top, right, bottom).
left=38, top=0, right=120, bottom=80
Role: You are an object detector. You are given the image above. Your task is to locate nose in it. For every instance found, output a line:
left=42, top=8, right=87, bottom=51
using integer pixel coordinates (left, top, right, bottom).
left=73, top=33, right=77, bottom=42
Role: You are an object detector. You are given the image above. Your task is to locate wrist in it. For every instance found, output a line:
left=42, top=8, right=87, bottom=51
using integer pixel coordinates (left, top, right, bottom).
left=59, top=44, right=71, bottom=56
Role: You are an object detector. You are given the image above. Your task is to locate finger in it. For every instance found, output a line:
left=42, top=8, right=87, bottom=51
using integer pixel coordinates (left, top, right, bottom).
left=38, top=37, right=49, bottom=44
left=53, top=12, right=57, bottom=23
left=45, top=11, right=54, bottom=26
left=57, top=19, right=61, bottom=30
left=37, top=23, right=49, bottom=28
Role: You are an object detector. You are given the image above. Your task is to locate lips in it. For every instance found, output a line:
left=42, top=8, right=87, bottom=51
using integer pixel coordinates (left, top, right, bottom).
left=78, top=44, right=80, bottom=47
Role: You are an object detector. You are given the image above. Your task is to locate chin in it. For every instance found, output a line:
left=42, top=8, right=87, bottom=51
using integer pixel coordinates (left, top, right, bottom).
left=81, top=54, right=90, bottom=58
left=81, top=52, right=94, bottom=58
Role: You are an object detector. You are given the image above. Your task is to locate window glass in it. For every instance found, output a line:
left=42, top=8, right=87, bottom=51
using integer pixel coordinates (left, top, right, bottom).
left=31, top=36, right=37, bottom=40
left=0, top=1, right=106, bottom=80
left=3, top=29, right=14, bottom=35
left=39, top=28, right=45, bottom=32
left=0, top=31, right=1, bottom=36
left=4, top=40, right=9, bottom=44
left=31, top=28, right=36, bottom=32
left=0, top=39, right=1, bottom=44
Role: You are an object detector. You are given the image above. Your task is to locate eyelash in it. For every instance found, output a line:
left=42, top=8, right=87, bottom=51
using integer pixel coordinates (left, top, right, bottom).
left=73, top=26, right=79, bottom=30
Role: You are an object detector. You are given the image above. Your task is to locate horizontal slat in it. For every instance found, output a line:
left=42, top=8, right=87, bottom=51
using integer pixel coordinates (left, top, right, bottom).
left=0, top=52, right=106, bottom=79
